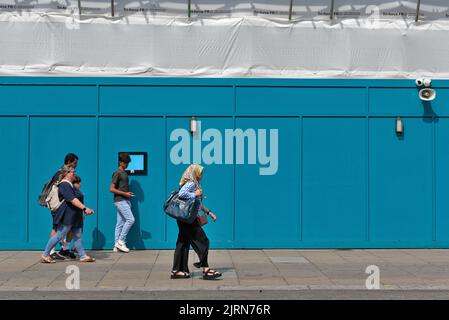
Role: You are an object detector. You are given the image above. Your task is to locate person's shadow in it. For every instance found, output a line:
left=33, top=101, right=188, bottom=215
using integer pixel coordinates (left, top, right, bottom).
left=92, top=227, right=106, bottom=250
left=422, top=100, right=437, bottom=121
left=127, top=180, right=152, bottom=249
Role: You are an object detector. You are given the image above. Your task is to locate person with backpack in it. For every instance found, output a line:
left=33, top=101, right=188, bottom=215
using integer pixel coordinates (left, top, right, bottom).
left=41, top=165, right=95, bottom=263
left=110, top=153, right=135, bottom=253
left=39, top=153, right=79, bottom=260
left=171, top=164, right=221, bottom=280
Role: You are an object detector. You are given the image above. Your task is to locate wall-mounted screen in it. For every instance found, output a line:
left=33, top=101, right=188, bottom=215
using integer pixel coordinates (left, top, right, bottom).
left=120, top=152, right=147, bottom=175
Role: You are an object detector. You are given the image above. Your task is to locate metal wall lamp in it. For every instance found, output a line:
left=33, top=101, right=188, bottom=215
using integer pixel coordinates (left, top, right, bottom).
left=190, top=116, right=198, bottom=135
left=396, top=116, right=404, bottom=136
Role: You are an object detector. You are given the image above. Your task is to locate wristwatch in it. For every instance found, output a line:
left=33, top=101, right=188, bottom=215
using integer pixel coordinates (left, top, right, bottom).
left=82, top=207, right=87, bottom=213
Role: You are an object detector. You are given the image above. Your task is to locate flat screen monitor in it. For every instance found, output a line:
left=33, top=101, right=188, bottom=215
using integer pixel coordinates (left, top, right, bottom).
left=120, top=152, right=147, bottom=175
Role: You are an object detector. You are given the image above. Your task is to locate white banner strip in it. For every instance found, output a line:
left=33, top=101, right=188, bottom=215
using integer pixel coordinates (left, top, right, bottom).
left=0, top=1, right=448, bottom=20
left=1, top=13, right=449, bottom=78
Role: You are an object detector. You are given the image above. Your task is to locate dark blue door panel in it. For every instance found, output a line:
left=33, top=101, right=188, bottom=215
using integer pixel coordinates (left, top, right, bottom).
left=302, top=118, right=367, bottom=243
left=369, top=118, right=433, bottom=243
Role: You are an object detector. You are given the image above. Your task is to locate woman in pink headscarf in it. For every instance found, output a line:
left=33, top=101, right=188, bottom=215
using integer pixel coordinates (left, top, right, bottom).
left=171, top=164, right=222, bottom=280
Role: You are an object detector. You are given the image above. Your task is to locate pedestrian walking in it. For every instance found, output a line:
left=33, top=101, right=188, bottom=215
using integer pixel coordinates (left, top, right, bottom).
left=171, top=164, right=222, bottom=280
left=39, top=153, right=79, bottom=260
left=41, top=165, right=95, bottom=263
left=110, top=153, right=135, bottom=253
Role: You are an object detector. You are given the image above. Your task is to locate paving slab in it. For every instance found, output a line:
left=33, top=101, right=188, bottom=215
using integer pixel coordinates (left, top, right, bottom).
left=3, top=277, right=58, bottom=288
left=269, top=257, right=309, bottom=264
left=0, top=286, right=36, bottom=292
left=81, top=281, right=103, bottom=288
left=235, top=270, right=282, bottom=280
left=71, top=265, right=116, bottom=272
left=319, top=270, right=368, bottom=278
left=239, top=278, right=288, bottom=287
left=48, top=271, right=107, bottom=288
left=0, top=252, right=18, bottom=262
left=0, top=263, right=40, bottom=273
left=0, top=272, right=21, bottom=282
left=99, top=280, right=147, bottom=287
left=329, top=279, right=367, bottom=287
left=285, top=277, right=334, bottom=286
left=35, top=287, right=75, bottom=292
left=380, top=277, right=430, bottom=286
left=146, top=271, right=193, bottom=288
left=333, top=256, right=389, bottom=264
left=280, top=271, right=328, bottom=280
left=145, top=280, right=192, bottom=289
left=101, top=270, right=150, bottom=279
left=110, top=263, right=154, bottom=271
left=192, top=278, right=238, bottom=289
left=89, top=287, right=127, bottom=291
left=116, top=255, right=158, bottom=263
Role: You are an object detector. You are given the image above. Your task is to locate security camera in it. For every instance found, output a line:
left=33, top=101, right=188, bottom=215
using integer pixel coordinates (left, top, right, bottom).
left=415, top=78, right=424, bottom=87
left=423, top=78, right=432, bottom=87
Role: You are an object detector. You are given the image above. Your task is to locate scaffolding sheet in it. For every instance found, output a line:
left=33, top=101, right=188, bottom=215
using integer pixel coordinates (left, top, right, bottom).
left=1, top=1, right=449, bottom=78
left=1, top=0, right=448, bottom=20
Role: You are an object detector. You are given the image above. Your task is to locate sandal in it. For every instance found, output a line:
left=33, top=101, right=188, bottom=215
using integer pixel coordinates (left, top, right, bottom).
left=202, top=268, right=222, bottom=280
left=193, top=262, right=201, bottom=268
left=41, top=255, right=56, bottom=264
left=79, top=256, right=96, bottom=263
left=170, top=271, right=190, bottom=279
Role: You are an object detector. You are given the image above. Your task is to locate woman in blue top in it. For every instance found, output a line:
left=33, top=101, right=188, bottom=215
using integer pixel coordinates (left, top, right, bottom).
left=41, top=165, right=95, bottom=263
left=171, top=164, right=222, bottom=280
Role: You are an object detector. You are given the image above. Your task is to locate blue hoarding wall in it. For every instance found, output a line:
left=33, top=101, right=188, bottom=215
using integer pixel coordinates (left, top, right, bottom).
left=0, top=77, right=448, bottom=250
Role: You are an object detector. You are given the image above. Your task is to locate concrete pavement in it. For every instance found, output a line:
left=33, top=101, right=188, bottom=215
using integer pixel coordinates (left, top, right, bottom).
left=2, top=249, right=449, bottom=299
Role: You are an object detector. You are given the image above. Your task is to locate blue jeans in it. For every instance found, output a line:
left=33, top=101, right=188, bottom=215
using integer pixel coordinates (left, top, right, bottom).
left=114, top=200, right=135, bottom=244
left=43, top=224, right=87, bottom=259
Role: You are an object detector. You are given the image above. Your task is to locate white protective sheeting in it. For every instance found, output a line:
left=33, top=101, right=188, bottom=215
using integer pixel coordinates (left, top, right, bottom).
left=1, top=1, right=449, bottom=78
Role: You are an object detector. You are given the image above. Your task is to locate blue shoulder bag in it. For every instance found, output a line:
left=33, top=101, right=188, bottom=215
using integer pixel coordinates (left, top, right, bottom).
left=163, top=189, right=201, bottom=224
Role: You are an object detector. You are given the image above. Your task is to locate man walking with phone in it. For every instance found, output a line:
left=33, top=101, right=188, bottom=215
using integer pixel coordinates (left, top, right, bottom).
left=110, top=153, right=135, bottom=253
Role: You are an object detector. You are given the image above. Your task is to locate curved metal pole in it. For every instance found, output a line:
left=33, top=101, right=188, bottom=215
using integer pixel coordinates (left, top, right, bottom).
left=415, top=0, right=422, bottom=22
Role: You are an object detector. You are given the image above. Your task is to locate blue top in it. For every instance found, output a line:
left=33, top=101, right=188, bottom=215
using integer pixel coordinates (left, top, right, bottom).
left=178, top=181, right=203, bottom=212
left=53, top=181, right=84, bottom=228
left=73, top=188, right=85, bottom=229
left=178, top=181, right=197, bottom=199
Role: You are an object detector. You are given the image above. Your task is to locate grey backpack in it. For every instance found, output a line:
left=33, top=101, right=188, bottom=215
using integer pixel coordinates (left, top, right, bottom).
left=38, top=179, right=54, bottom=207
left=45, top=180, right=72, bottom=212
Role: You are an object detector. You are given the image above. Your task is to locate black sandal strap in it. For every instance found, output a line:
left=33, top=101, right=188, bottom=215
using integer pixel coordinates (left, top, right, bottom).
left=171, top=271, right=190, bottom=278
left=204, top=269, right=221, bottom=276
